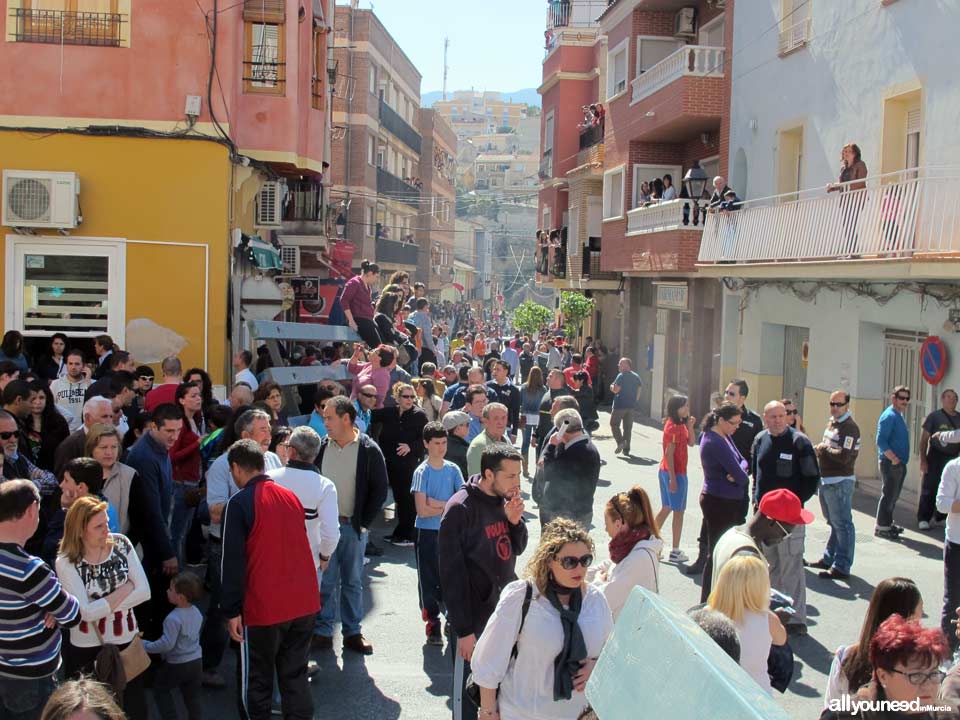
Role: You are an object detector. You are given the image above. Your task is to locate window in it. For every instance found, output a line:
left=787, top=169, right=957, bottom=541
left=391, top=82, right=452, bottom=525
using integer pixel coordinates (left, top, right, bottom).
left=881, top=89, right=922, bottom=176
left=369, top=64, right=377, bottom=95
left=778, top=0, right=810, bottom=56
left=11, top=0, right=128, bottom=48
left=606, top=38, right=629, bottom=100
left=5, top=237, right=125, bottom=340
left=312, top=24, right=325, bottom=110
left=632, top=164, right=683, bottom=208
left=905, top=108, right=921, bottom=176
left=776, top=127, right=803, bottom=196
left=244, top=21, right=285, bottom=94
left=544, top=111, right=555, bottom=153
left=368, top=135, right=375, bottom=165
left=636, top=37, right=681, bottom=76
left=367, top=206, right=375, bottom=236
left=603, top=166, right=625, bottom=220
left=699, top=14, right=724, bottom=47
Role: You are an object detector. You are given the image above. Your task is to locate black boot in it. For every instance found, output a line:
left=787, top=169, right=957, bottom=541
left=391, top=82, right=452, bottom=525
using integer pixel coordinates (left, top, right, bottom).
left=685, top=542, right=707, bottom=575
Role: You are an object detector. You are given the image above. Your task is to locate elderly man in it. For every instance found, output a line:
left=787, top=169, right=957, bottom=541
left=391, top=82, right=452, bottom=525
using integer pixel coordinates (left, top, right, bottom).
left=540, top=409, right=601, bottom=529
left=708, top=175, right=732, bottom=210
left=53, top=395, right=115, bottom=476
left=466, top=403, right=509, bottom=477
left=0, top=410, right=57, bottom=506
left=751, top=401, right=820, bottom=635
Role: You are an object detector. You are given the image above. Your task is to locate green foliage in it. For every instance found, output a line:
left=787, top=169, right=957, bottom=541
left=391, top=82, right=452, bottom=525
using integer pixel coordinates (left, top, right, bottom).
left=526, top=105, right=542, bottom=117
left=512, top=300, right=554, bottom=337
left=559, top=291, right=596, bottom=340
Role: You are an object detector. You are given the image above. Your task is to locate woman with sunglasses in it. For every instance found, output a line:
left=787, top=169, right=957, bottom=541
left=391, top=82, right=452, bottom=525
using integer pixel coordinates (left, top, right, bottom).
left=371, top=382, right=428, bottom=547
left=782, top=398, right=806, bottom=434
left=472, top=518, right=612, bottom=720
left=820, top=614, right=953, bottom=719
left=708, top=554, right=786, bottom=695
left=587, top=486, right=662, bottom=620
left=698, top=402, right=751, bottom=603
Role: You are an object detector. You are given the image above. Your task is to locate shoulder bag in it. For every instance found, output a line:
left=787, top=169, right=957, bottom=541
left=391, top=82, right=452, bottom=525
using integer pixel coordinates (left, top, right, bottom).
left=465, top=581, right=533, bottom=707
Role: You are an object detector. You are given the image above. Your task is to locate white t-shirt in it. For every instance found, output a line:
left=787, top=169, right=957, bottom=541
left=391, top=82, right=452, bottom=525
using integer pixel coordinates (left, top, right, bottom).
left=50, top=377, right=91, bottom=432
left=734, top=610, right=773, bottom=694
left=235, top=367, right=259, bottom=391
left=587, top=537, right=662, bottom=620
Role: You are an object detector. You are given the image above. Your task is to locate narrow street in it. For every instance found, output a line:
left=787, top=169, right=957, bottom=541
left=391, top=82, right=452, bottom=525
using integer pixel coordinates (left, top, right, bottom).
left=201, top=412, right=947, bottom=720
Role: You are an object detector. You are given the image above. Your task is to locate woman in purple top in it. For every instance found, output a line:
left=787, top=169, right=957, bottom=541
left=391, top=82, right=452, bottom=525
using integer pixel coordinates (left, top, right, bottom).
left=698, top=401, right=751, bottom=602
left=340, top=259, right=382, bottom=348
left=347, top=344, right=396, bottom=409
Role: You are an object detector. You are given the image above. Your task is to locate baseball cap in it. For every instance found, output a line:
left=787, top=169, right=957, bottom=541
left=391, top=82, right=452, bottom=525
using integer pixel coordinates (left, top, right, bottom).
left=442, top=411, right=470, bottom=432
left=759, top=488, right=814, bottom=525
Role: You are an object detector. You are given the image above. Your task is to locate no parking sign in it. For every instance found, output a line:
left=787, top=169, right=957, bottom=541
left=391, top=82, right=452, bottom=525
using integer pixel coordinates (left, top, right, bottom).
left=920, top=336, right=948, bottom=385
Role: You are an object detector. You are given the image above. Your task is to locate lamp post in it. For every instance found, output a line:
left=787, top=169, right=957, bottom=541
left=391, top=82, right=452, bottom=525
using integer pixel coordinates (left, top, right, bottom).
left=683, top=160, right=709, bottom=227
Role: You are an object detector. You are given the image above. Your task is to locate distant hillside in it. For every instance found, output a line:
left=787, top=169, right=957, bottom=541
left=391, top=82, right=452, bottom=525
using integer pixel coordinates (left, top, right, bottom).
left=421, top=88, right=541, bottom=108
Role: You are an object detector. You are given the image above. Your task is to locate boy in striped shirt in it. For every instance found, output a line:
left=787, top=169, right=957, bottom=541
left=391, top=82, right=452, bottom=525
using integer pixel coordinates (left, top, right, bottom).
left=0, top=479, right=80, bottom=720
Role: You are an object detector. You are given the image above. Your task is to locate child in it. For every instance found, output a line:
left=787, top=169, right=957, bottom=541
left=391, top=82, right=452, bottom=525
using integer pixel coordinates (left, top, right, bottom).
left=411, top=422, right=464, bottom=646
left=144, top=572, right=205, bottom=720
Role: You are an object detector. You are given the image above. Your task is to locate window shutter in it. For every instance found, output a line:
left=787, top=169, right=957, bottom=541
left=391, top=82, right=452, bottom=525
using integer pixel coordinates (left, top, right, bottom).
left=244, top=0, right=286, bottom=23
left=906, top=108, right=921, bottom=134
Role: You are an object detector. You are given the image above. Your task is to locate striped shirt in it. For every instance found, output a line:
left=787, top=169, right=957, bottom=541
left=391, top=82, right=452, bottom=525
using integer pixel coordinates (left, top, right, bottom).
left=0, top=542, right=80, bottom=679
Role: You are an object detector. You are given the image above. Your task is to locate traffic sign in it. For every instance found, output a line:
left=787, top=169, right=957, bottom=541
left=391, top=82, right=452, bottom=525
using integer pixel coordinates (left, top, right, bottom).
left=920, top=336, right=948, bottom=385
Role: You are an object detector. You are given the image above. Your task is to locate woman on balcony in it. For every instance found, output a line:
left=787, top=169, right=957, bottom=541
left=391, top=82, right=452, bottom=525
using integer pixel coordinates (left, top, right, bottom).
left=661, top=174, right=677, bottom=201
left=828, top=143, right=868, bottom=256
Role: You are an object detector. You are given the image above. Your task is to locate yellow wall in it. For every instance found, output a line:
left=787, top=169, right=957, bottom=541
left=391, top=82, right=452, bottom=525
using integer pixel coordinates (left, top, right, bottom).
left=738, top=371, right=784, bottom=411
left=0, top=132, right=232, bottom=382
left=799, top=387, right=882, bottom=481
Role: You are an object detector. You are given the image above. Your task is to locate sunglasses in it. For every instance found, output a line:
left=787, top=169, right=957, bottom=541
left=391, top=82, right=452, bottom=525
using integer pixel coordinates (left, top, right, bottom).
left=785, top=409, right=798, bottom=416
left=829, top=401, right=847, bottom=408
left=399, top=394, right=416, bottom=400
left=556, top=554, right=593, bottom=570
left=724, top=390, right=738, bottom=397
left=895, top=395, right=911, bottom=401
left=139, top=376, right=154, bottom=382
left=0, top=431, right=18, bottom=440
left=360, top=392, right=377, bottom=399
left=774, top=520, right=792, bottom=539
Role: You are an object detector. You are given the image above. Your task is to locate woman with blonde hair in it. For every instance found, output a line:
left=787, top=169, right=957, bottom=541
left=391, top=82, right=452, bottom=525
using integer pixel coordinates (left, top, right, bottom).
left=708, top=554, right=786, bottom=694
left=55, top=496, right=151, bottom=719
left=472, top=518, right=613, bottom=720
left=41, top=678, right=125, bottom=720
left=587, top=486, right=663, bottom=620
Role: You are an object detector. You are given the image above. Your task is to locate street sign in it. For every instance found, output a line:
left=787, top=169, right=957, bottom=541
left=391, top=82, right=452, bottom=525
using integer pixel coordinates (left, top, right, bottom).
left=655, top=282, right=688, bottom=310
left=920, top=335, right=947, bottom=385
left=287, top=276, right=321, bottom=302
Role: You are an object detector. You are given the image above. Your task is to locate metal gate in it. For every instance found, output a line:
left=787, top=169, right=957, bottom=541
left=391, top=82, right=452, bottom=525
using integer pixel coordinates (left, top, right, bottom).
left=782, top=325, right=810, bottom=414
left=883, top=329, right=928, bottom=456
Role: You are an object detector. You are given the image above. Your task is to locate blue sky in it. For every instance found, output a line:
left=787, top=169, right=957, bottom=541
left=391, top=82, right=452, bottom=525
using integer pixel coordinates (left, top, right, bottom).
left=356, top=0, right=545, bottom=95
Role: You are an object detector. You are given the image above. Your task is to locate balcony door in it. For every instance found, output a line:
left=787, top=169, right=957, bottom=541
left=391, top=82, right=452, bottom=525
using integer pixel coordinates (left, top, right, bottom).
left=777, top=126, right=803, bottom=199
left=636, top=37, right=682, bottom=76
left=699, top=14, right=724, bottom=47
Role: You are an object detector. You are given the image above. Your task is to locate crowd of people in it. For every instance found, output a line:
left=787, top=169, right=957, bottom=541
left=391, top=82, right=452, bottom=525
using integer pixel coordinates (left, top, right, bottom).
left=2, top=274, right=960, bottom=720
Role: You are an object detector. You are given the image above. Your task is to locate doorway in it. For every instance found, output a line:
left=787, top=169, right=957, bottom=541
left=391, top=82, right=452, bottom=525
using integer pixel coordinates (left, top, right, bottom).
left=782, top=325, right=809, bottom=414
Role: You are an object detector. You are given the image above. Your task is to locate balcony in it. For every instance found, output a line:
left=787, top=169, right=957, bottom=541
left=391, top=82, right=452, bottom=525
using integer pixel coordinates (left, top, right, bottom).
left=283, top=180, right=323, bottom=223
left=539, top=150, right=554, bottom=180
left=379, top=98, right=422, bottom=154
left=376, top=238, right=419, bottom=267
left=631, top=45, right=724, bottom=106
left=376, top=167, right=421, bottom=209
left=778, top=17, right=811, bottom=57
left=10, top=8, right=125, bottom=47
left=697, top=167, right=960, bottom=274
left=579, top=122, right=604, bottom=151
left=546, top=0, right=608, bottom=29
left=580, top=247, right=619, bottom=282
left=627, top=199, right=704, bottom=237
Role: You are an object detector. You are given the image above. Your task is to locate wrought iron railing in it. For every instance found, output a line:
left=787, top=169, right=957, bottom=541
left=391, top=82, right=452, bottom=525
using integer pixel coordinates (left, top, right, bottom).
left=379, top=98, right=422, bottom=154
left=11, top=8, right=125, bottom=47
left=284, top=180, right=323, bottom=222
left=376, top=168, right=421, bottom=209
left=579, top=122, right=604, bottom=151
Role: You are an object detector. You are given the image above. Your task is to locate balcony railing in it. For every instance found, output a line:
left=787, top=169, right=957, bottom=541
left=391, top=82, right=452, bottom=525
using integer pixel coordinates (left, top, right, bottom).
left=581, top=247, right=618, bottom=280
left=10, top=8, right=125, bottom=47
left=630, top=45, right=724, bottom=105
left=697, top=167, right=960, bottom=264
left=778, top=17, right=811, bottom=56
left=376, top=167, right=421, bottom=209
left=539, top=150, right=553, bottom=180
left=284, top=180, right=323, bottom=222
left=546, top=0, right=608, bottom=29
left=627, top=199, right=704, bottom=236
left=376, top=238, right=419, bottom=267
left=579, top=122, right=604, bottom=151
left=379, top=98, right=422, bottom=154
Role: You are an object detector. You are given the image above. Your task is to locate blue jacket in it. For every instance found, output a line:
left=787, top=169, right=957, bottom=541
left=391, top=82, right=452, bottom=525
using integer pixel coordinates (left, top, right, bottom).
left=126, top=432, right=175, bottom=527
left=877, top=405, right=910, bottom=465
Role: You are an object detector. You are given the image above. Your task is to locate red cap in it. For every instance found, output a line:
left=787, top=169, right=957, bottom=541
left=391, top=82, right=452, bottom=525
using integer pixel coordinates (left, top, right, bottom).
left=758, top=488, right=814, bottom=525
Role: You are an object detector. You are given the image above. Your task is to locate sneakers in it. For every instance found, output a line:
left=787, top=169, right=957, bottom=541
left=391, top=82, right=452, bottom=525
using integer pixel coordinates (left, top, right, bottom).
left=426, top=621, right=443, bottom=647
left=875, top=527, right=902, bottom=540
left=918, top=520, right=932, bottom=531
left=384, top=535, right=414, bottom=548
left=668, top=549, right=689, bottom=563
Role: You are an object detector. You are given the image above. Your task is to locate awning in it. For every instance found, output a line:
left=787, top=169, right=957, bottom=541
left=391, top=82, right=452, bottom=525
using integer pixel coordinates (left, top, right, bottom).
left=248, top=236, right=282, bottom=271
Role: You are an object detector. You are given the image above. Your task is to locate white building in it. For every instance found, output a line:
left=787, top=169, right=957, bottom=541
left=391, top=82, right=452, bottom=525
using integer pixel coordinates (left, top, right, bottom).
left=699, top=0, right=960, bottom=506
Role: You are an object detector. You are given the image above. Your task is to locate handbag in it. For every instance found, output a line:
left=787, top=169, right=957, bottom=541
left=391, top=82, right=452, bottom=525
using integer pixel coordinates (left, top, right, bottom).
left=465, top=581, right=533, bottom=707
left=767, top=640, right=795, bottom=693
left=92, top=612, right=152, bottom=688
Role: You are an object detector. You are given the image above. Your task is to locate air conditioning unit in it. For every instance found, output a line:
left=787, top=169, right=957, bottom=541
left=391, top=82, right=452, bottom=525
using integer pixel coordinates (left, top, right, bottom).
left=280, top=245, right=300, bottom=274
left=2, top=170, right=80, bottom=229
left=674, top=7, right=697, bottom=38
left=256, top=181, right=284, bottom=227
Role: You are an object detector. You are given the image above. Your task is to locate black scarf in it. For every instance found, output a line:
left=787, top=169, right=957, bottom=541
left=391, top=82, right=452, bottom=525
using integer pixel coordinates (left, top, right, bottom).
left=544, top=578, right=587, bottom=701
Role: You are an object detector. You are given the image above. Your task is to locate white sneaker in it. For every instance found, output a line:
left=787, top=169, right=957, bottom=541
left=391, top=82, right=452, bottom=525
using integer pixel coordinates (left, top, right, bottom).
left=363, top=556, right=371, bottom=565
left=918, top=520, right=932, bottom=531
left=669, top=549, right=689, bottom=563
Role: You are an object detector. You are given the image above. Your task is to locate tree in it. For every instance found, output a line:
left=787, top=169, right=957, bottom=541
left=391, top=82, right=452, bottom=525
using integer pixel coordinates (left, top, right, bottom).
left=559, top=291, right=596, bottom=342
left=512, top=300, right=554, bottom=337
left=525, top=105, right=541, bottom=117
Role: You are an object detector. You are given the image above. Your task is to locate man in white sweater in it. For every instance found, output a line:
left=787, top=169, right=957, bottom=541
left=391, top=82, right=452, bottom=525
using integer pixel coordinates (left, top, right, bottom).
left=268, top=426, right=340, bottom=573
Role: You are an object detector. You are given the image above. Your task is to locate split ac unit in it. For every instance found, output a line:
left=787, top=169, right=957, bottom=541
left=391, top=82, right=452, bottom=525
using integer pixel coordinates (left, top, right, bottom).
left=674, top=7, right=697, bottom=38
left=2, top=170, right=80, bottom=229
left=256, top=180, right=285, bottom=227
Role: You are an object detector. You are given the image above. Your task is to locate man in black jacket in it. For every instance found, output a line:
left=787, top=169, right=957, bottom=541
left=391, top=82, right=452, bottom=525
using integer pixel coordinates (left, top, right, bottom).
left=53, top=396, right=115, bottom=477
left=751, top=401, right=820, bottom=636
left=439, top=444, right=527, bottom=720
left=313, top=396, right=388, bottom=656
left=540, top=409, right=601, bottom=529
left=486, top=360, right=521, bottom=442
left=534, top=370, right=571, bottom=459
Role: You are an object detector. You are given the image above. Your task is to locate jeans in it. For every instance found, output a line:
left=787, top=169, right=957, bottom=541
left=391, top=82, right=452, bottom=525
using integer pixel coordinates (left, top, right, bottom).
left=316, top=521, right=367, bottom=637
left=0, top=674, right=57, bottom=720
left=169, top=481, right=199, bottom=566
left=610, top=408, right=635, bottom=451
left=521, top=425, right=533, bottom=462
left=200, top=538, right=229, bottom=672
left=153, top=658, right=203, bottom=720
left=819, top=479, right=856, bottom=574
left=876, top=458, right=907, bottom=529
left=943, top=540, right=960, bottom=654
left=416, top=529, right=442, bottom=625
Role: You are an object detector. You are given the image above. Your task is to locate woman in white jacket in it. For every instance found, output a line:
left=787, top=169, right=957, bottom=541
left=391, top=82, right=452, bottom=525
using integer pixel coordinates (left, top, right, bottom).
left=56, top=495, right=151, bottom=720
left=472, top=518, right=613, bottom=720
left=587, top=485, right=663, bottom=620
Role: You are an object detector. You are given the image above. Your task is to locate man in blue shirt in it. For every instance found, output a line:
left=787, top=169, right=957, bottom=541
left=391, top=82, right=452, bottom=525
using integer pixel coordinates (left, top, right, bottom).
left=463, top=386, right=488, bottom=442
left=410, top=422, right=464, bottom=645
left=352, top=384, right=377, bottom=434
left=609, top=357, right=642, bottom=455
left=875, top=385, right=911, bottom=539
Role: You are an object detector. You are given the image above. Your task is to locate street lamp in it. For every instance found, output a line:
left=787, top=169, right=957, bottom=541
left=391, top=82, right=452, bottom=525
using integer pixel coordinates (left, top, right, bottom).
left=683, top=160, right=709, bottom=226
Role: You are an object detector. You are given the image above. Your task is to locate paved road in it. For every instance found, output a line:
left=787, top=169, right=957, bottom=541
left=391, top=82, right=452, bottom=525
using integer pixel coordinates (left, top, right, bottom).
left=193, top=412, right=946, bottom=719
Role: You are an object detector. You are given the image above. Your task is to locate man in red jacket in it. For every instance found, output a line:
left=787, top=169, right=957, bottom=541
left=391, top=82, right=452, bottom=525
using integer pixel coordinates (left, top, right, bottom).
left=221, top=439, right=319, bottom=720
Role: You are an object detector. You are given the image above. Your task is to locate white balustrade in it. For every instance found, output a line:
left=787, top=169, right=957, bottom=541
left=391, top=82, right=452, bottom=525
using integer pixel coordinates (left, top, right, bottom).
left=630, top=45, right=725, bottom=105
left=626, top=199, right=704, bottom=236
left=697, top=167, right=960, bottom=264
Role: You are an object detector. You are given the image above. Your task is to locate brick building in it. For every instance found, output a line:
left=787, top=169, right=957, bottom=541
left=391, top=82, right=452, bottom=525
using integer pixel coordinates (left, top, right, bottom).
left=416, top=109, right=458, bottom=298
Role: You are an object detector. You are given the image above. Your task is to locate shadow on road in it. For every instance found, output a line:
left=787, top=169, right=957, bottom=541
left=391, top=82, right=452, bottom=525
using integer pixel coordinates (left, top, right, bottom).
left=310, top=652, right=403, bottom=719
left=805, top=569, right=876, bottom=603
left=618, top=455, right=658, bottom=466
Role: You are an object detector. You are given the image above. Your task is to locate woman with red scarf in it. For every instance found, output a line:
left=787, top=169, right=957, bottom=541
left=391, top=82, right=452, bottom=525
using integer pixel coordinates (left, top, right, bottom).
left=586, top=486, right=663, bottom=620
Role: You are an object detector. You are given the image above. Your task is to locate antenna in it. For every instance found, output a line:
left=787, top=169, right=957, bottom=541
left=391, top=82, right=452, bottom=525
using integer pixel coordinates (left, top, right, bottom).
left=442, top=37, right=450, bottom=101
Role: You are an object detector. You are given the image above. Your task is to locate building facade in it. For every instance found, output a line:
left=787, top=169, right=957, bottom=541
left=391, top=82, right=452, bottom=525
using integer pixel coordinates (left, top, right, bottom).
left=698, top=0, right=960, bottom=508
left=416, top=109, right=458, bottom=298
left=433, top=90, right=529, bottom=139
left=1, top=0, right=335, bottom=383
